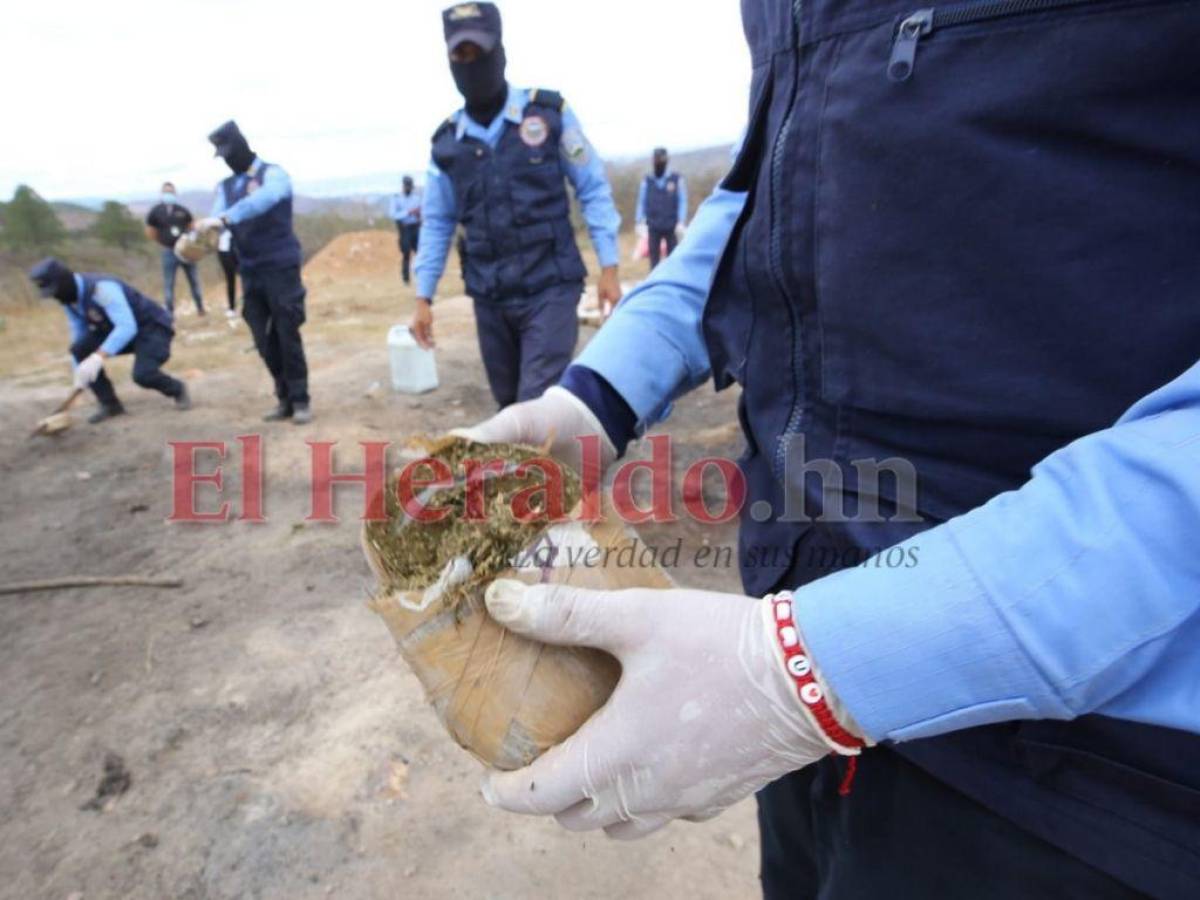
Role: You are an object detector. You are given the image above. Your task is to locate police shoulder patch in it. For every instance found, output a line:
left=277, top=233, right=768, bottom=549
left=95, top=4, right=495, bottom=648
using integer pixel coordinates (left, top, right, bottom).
left=561, top=128, right=590, bottom=166
left=519, top=114, right=550, bottom=148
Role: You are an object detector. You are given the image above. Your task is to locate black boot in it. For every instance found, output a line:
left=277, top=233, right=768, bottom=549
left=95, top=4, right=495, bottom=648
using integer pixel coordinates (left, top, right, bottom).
left=291, top=402, right=313, bottom=426
left=175, top=383, right=193, bottom=411
left=88, top=402, right=126, bottom=425
left=262, top=401, right=294, bottom=422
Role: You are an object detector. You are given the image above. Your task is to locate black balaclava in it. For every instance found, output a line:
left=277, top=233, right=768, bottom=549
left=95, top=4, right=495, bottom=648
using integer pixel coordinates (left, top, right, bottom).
left=653, top=148, right=669, bottom=178
left=220, top=131, right=255, bottom=175
left=209, top=120, right=256, bottom=175
left=452, top=44, right=508, bottom=126
left=29, top=258, right=77, bottom=305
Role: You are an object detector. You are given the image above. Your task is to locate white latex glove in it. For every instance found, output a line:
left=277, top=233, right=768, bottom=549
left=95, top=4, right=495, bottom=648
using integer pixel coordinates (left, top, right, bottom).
left=451, top=386, right=617, bottom=475
left=635, top=222, right=649, bottom=239
left=74, top=353, right=104, bottom=388
left=675, top=223, right=688, bottom=241
left=479, top=580, right=863, bottom=840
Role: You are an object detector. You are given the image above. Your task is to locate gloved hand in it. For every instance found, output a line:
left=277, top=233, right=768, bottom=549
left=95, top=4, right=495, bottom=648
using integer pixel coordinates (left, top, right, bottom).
left=675, top=223, right=688, bottom=242
left=479, top=580, right=865, bottom=840
left=193, top=216, right=224, bottom=235
left=74, top=353, right=104, bottom=388
left=452, top=385, right=617, bottom=476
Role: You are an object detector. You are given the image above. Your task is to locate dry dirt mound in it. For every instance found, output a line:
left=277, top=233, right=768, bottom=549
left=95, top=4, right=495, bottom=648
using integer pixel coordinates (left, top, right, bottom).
left=304, top=230, right=400, bottom=281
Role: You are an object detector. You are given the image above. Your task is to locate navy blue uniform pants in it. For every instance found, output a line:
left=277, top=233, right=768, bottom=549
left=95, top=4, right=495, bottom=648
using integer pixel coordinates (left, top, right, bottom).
left=241, top=265, right=309, bottom=407
left=472, top=282, right=581, bottom=409
left=758, top=749, right=1141, bottom=899
left=396, top=222, right=420, bottom=285
left=648, top=227, right=678, bottom=269
left=70, top=323, right=182, bottom=409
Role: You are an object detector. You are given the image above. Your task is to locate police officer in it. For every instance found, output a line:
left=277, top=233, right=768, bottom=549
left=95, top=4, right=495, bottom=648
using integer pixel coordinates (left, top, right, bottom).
left=29, top=258, right=190, bottom=423
left=197, top=120, right=312, bottom=425
left=456, top=1, right=1200, bottom=896
left=390, top=175, right=422, bottom=285
left=144, top=182, right=206, bottom=316
left=635, top=148, right=687, bottom=269
left=410, top=2, right=622, bottom=410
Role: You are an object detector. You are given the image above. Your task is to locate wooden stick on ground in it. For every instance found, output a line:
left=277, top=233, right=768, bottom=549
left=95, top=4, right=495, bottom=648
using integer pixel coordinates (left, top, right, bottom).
left=0, top=577, right=183, bottom=596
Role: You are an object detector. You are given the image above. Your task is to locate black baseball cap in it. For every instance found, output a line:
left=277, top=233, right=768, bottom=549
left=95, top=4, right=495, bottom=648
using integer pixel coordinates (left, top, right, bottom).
left=443, top=2, right=501, bottom=54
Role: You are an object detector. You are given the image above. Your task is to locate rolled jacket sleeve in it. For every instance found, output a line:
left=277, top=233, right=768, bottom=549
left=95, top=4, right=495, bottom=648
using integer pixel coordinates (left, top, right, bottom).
left=573, top=185, right=746, bottom=426
left=93, top=280, right=138, bottom=356
left=559, top=107, right=620, bottom=268
left=413, top=162, right=458, bottom=300
left=795, top=359, right=1200, bottom=744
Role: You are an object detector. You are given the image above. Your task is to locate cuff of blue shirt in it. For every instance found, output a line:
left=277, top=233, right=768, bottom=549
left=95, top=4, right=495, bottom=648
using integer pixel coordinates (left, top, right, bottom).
left=559, top=365, right=638, bottom=457
left=593, top=236, right=620, bottom=270
left=791, top=520, right=1074, bottom=745
left=415, top=277, right=440, bottom=302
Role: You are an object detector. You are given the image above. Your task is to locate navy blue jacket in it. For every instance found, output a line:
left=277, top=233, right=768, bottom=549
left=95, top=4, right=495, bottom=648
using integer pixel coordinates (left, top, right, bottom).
left=220, top=163, right=302, bottom=273
left=430, top=91, right=588, bottom=302
left=700, top=0, right=1200, bottom=895
left=78, top=274, right=173, bottom=339
left=643, top=173, right=682, bottom=232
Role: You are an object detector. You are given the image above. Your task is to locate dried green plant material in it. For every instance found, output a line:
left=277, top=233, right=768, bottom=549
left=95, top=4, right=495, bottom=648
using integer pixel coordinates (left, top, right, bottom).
left=363, top=438, right=581, bottom=611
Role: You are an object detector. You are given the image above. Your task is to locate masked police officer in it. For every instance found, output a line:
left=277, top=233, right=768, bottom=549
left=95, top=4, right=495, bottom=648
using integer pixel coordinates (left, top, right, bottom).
left=457, top=1, right=1200, bottom=896
left=635, top=148, right=687, bottom=269
left=410, top=2, right=622, bottom=410
left=29, top=258, right=190, bottom=422
left=197, top=121, right=312, bottom=425
left=391, top=175, right=422, bottom=286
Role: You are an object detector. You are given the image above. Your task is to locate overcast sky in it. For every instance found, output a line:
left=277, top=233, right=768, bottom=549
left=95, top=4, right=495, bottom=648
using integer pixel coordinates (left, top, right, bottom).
left=3, top=0, right=751, bottom=202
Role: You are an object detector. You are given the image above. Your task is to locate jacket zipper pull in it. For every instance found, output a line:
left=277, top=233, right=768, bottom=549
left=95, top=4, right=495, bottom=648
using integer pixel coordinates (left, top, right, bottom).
left=888, top=9, right=934, bottom=82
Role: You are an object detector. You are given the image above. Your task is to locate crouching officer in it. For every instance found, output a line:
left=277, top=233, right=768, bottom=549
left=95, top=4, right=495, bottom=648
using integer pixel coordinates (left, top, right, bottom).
left=636, top=147, right=687, bottom=269
left=29, top=258, right=190, bottom=422
left=410, top=2, right=622, bottom=409
left=197, top=120, right=312, bottom=425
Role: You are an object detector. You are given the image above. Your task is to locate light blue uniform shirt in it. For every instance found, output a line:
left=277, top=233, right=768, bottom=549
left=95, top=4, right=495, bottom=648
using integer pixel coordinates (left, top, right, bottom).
left=64, top=274, right=137, bottom=357
left=210, top=157, right=293, bottom=225
left=635, top=172, right=689, bottom=227
left=574, top=182, right=1200, bottom=745
left=390, top=190, right=422, bottom=225
left=413, top=85, right=621, bottom=301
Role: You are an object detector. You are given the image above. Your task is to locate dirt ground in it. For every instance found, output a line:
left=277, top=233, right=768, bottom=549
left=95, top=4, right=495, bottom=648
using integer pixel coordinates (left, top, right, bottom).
left=0, top=233, right=759, bottom=900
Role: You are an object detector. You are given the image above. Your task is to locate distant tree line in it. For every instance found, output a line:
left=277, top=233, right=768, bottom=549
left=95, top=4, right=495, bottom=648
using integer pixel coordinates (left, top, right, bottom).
left=0, top=186, right=142, bottom=253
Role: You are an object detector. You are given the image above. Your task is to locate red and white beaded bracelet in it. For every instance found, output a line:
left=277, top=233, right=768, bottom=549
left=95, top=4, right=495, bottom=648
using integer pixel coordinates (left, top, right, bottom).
left=768, top=591, right=866, bottom=757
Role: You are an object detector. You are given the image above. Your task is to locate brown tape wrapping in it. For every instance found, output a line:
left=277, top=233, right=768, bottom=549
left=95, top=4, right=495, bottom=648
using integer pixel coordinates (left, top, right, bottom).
left=364, top=514, right=673, bottom=771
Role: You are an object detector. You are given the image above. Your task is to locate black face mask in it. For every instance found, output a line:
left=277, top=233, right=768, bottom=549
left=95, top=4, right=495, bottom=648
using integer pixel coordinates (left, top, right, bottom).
left=50, top=269, right=77, bottom=305
left=220, top=133, right=256, bottom=175
left=654, top=159, right=668, bottom=178
left=451, top=44, right=508, bottom=125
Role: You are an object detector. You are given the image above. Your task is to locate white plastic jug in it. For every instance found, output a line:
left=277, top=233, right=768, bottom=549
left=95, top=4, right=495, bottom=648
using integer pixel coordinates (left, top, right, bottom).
left=387, top=325, right=439, bottom=394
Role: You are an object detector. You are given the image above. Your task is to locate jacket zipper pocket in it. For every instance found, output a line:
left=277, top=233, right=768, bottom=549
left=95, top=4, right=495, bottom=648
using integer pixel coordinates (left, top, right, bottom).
left=888, top=0, right=1105, bottom=82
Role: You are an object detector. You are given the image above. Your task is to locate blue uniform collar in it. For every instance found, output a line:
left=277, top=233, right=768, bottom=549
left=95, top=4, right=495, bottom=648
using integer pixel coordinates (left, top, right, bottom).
left=454, top=84, right=528, bottom=141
